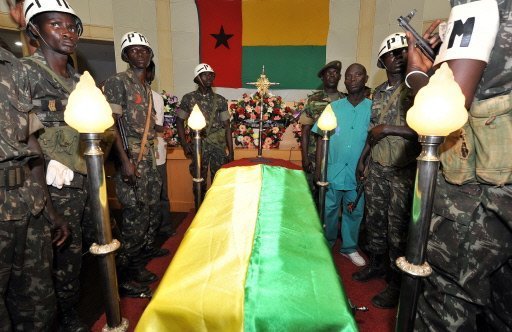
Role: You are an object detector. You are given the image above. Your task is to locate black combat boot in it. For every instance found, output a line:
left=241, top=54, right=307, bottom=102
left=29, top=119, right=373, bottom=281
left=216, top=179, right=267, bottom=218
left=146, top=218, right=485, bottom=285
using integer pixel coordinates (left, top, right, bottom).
left=371, top=271, right=401, bottom=309
left=141, top=246, right=170, bottom=259
left=352, top=253, right=386, bottom=282
left=119, top=280, right=152, bottom=298
left=118, top=268, right=153, bottom=298
left=59, top=308, right=88, bottom=332
left=132, top=267, right=158, bottom=285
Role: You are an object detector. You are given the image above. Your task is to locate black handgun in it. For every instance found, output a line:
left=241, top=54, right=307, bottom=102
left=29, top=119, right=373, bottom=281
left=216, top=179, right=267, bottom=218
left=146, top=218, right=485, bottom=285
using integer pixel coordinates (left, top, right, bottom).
left=347, top=179, right=365, bottom=214
left=398, top=9, right=436, bottom=62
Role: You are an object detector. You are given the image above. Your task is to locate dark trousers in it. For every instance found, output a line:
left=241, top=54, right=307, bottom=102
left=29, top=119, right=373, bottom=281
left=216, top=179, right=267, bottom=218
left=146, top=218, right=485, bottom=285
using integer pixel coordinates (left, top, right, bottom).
left=415, top=177, right=512, bottom=331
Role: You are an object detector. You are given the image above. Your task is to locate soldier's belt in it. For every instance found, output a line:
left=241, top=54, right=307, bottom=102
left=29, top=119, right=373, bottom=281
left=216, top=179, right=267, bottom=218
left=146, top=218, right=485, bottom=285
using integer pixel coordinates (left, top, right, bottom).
left=0, top=165, right=27, bottom=189
left=127, top=137, right=155, bottom=151
left=33, top=99, right=67, bottom=111
left=127, top=137, right=157, bottom=168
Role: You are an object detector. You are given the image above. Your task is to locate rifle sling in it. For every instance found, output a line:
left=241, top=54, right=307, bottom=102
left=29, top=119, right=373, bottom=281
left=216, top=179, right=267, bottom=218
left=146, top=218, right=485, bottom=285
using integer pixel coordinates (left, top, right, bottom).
left=136, top=88, right=154, bottom=165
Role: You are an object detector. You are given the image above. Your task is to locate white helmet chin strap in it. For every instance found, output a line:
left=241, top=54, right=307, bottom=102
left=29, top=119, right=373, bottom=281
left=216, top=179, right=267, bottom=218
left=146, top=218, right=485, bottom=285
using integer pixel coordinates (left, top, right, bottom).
left=28, top=22, right=51, bottom=49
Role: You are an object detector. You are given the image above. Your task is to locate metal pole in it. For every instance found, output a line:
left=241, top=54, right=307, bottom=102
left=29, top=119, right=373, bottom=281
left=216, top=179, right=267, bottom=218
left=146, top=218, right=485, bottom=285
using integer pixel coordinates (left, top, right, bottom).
left=81, top=133, right=128, bottom=332
left=193, top=130, right=204, bottom=210
left=257, top=98, right=264, bottom=158
left=317, top=131, right=330, bottom=224
left=396, top=135, right=444, bottom=332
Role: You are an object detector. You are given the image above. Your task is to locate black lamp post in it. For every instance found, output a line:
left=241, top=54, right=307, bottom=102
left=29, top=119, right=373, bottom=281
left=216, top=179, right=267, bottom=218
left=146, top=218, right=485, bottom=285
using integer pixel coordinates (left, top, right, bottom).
left=64, top=72, right=128, bottom=331
left=316, top=104, right=337, bottom=225
left=395, top=64, right=469, bottom=331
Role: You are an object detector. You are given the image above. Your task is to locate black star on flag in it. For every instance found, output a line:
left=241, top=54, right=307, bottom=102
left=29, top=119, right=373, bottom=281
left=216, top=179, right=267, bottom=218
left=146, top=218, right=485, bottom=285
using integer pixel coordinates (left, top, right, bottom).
left=210, top=25, right=234, bottom=49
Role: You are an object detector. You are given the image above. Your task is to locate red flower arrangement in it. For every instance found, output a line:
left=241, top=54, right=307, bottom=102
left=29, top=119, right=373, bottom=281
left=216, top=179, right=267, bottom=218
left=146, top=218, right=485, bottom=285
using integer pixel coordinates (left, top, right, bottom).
left=230, top=92, right=295, bottom=149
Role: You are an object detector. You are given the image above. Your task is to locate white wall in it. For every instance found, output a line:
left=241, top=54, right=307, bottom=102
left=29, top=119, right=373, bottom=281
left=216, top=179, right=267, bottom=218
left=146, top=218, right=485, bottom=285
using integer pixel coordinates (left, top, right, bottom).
left=0, top=0, right=451, bottom=101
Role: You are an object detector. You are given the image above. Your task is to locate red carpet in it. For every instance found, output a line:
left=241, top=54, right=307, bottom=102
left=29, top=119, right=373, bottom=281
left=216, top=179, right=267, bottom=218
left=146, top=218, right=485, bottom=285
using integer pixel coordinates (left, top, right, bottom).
left=92, top=213, right=395, bottom=332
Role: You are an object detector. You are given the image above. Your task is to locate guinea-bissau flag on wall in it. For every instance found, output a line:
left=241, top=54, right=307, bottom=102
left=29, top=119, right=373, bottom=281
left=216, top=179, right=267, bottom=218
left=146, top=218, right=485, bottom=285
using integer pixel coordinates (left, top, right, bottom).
left=196, top=0, right=329, bottom=89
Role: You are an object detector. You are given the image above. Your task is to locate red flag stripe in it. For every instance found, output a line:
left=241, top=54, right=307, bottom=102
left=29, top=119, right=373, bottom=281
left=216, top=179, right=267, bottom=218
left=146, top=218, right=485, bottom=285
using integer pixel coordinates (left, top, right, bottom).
left=196, top=0, right=242, bottom=88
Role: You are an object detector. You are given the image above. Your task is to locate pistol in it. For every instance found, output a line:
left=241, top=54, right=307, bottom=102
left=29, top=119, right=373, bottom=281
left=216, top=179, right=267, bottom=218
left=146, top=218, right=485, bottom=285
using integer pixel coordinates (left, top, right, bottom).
left=398, top=9, right=436, bottom=62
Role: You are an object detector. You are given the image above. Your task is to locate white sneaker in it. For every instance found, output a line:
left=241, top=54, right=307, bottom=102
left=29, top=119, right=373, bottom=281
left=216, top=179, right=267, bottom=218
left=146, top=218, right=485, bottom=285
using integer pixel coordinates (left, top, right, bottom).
left=341, top=251, right=366, bottom=267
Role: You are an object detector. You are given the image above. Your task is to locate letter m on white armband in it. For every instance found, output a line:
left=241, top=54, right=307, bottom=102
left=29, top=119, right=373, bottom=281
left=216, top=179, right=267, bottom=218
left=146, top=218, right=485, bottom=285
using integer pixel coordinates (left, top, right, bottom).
left=435, top=0, right=499, bottom=65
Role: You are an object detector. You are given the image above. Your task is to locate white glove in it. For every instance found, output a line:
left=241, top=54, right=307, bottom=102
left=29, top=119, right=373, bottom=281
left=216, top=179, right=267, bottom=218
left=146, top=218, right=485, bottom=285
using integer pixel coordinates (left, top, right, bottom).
left=63, top=168, right=74, bottom=186
left=46, top=160, right=74, bottom=189
left=45, top=161, right=58, bottom=187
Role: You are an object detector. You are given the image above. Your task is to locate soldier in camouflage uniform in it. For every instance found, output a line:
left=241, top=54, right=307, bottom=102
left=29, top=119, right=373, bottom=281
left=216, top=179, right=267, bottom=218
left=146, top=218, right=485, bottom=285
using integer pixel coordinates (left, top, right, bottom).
left=103, top=31, right=162, bottom=298
left=299, top=60, right=346, bottom=204
left=405, top=1, right=512, bottom=330
left=352, top=33, right=419, bottom=309
left=176, top=63, right=234, bottom=206
left=0, top=45, right=68, bottom=331
left=16, top=1, right=89, bottom=330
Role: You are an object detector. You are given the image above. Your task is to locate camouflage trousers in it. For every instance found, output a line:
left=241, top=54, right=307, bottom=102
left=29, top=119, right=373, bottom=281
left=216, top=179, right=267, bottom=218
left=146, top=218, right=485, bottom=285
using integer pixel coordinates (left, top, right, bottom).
left=0, top=218, right=29, bottom=332
left=48, top=183, right=88, bottom=311
left=157, top=163, right=173, bottom=234
left=364, top=161, right=415, bottom=271
left=415, top=175, right=512, bottom=331
left=114, top=160, right=162, bottom=274
left=188, top=143, right=228, bottom=206
left=5, top=214, right=55, bottom=332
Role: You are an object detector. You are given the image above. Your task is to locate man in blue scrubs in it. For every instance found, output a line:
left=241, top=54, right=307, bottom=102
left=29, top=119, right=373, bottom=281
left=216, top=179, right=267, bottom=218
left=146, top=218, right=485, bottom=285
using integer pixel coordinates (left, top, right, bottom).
left=313, top=63, right=371, bottom=267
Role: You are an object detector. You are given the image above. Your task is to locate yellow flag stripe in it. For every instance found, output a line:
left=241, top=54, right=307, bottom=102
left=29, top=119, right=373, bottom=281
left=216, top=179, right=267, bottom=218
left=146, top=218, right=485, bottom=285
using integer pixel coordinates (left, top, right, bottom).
left=242, top=0, right=329, bottom=46
left=135, top=165, right=262, bottom=332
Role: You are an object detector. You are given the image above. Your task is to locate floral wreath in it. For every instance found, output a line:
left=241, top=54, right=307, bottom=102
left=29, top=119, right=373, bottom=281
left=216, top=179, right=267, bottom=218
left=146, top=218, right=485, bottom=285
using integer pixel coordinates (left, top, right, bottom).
left=161, top=91, right=191, bottom=147
left=230, top=92, right=296, bottom=149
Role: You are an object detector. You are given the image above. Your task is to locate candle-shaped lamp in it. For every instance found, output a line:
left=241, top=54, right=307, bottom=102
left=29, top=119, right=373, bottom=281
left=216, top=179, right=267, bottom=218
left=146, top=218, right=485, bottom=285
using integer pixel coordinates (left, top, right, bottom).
left=396, top=63, right=468, bottom=332
left=188, top=104, right=206, bottom=210
left=64, top=71, right=127, bottom=332
left=316, top=104, right=337, bottom=225
left=64, top=72, right=114, bottom=133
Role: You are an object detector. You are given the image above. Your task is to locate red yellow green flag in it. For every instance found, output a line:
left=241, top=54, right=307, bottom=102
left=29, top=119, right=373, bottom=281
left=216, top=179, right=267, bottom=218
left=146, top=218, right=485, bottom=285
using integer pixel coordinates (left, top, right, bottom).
left=196, top=0, right=329, bottom=89
left=136, top=164, right=357, bottom=331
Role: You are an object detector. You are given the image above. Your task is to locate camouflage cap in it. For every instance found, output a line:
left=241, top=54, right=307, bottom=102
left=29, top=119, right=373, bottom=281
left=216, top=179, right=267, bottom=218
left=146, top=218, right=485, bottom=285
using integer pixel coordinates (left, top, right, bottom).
left=317, top=60, right=342, bottom=78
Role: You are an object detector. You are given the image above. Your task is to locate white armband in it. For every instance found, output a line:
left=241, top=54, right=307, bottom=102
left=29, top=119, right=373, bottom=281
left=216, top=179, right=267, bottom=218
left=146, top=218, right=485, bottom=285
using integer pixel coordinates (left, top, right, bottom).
left=434, top=0, right=499, bottom=66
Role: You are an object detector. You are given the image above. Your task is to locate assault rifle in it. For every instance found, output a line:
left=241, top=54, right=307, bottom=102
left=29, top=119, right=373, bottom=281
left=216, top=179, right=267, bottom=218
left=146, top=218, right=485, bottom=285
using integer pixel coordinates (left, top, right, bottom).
left=116, top=116, right=141, bottom=204
left=398, top=9, right=436, bottom=63
left=116, top=115, right=132, bottom=162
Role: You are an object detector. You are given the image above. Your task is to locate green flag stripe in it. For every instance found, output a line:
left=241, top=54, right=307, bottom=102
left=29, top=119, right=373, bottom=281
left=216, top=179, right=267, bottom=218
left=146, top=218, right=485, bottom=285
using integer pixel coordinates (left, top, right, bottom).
left=243, top=165, right=357, bottom=332
left=242, top=46, right=325, bottom=90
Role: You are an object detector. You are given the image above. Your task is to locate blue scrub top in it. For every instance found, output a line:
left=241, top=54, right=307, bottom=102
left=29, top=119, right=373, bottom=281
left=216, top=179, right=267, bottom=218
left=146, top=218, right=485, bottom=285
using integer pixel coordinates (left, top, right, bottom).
left=312, top=98, right=371, bottom=190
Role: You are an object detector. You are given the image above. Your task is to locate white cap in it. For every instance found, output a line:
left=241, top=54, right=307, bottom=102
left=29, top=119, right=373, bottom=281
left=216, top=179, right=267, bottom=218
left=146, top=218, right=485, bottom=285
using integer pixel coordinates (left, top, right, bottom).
left=24, top=0, right=83, bottom=36
left=194, top=63, right=214, bottom=79
left=120, top=31, right=152, bottom=54
left=377, top=32, right=408, bottom=67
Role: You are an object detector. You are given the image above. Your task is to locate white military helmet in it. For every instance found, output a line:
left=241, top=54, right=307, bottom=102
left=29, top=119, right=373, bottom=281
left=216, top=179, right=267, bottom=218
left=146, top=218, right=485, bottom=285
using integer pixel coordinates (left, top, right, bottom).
left=377, top=32, right=408, bottom=68
left=24, top=0, right=83, bottom=36
left=120, top=31, right=152, bottom=54
left=194, top=63, right=214, bottom=80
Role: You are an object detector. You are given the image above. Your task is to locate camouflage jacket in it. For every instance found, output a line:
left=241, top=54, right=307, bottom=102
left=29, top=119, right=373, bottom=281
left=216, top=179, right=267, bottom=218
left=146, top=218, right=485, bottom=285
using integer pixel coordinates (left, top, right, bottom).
left=22, top=50, right=79, bottom=126
left=438, top=0, right=512, bottom=185
left=370, top=81, right=419, bottom=167
left=177, top=89, right=229, bottom=147
left=103, top=68, right=156, bottom=159
left=299, top=90, right=346, bottom=157
left=21, top=50, right=87, bottom=176
left=0, top=47, right=45, bottom=220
